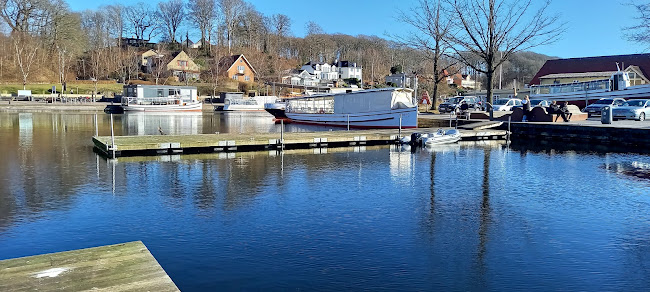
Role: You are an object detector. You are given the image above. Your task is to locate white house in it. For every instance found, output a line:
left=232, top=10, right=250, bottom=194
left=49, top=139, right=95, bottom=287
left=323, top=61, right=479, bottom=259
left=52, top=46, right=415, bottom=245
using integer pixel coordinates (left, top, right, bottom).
left=282, top=69, right=320, bottom=86
left=337, top=61, right=362, bottom=81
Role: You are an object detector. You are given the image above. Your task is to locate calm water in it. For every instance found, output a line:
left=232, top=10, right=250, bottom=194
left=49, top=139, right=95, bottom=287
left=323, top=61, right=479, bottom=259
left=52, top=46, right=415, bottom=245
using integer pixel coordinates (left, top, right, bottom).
left=1, top=112, right=649, bottom=291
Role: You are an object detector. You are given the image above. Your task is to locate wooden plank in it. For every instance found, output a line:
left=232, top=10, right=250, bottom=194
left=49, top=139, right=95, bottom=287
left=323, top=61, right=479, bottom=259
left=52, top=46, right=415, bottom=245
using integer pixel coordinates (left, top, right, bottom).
left=0, top=241, right=179, bottom=292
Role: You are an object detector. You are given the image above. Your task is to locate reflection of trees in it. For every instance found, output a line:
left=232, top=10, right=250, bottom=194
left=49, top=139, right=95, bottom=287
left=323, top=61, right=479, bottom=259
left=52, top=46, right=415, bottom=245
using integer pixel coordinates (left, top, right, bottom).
left=477, top=148, right=491, bottom=276
left=0, top=113, right=102, bottom=232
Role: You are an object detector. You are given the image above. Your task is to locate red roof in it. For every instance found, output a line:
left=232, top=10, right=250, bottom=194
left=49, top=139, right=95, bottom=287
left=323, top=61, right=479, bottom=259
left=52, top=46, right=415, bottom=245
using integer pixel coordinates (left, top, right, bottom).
left=529, top=53, right=650, bottom=85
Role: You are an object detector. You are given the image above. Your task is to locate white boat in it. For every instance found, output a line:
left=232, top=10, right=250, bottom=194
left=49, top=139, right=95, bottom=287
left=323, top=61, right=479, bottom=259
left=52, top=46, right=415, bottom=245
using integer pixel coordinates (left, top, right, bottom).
left=121, top=85, right=202, bottom=112
left=530, top=71, right=650, bottom=106
left=422, top=129, right=461, bottom=146
left=220, top=96, right=280, bottom=111
left=267, top=88, right=418, bottom=129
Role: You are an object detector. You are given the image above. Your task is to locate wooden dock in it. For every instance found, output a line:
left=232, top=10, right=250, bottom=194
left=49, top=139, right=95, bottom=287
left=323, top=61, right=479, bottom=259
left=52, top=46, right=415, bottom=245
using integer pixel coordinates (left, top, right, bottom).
left=92, top=128, right=508, bottom=158
left=0, top=241, right=179, bottom=291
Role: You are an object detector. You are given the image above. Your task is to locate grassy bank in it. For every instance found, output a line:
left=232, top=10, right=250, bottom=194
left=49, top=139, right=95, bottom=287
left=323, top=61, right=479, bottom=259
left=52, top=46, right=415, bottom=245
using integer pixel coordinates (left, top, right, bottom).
left=0, top=83, right=124, bottom=96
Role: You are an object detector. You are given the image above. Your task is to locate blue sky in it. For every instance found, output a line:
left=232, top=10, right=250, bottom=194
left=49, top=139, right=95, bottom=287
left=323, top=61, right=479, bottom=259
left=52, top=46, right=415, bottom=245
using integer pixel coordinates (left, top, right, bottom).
left=67, top=0, right=644, bottom=58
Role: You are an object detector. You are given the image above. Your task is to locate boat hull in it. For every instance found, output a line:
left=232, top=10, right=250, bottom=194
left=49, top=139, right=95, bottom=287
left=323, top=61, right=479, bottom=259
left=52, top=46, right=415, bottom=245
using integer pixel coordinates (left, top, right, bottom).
left=531, top=85, right=650, bottom=105
left=122, top=102, right=203, bottom=112
left=265, top=108, right=288, bottom=119
left=284, top=108, right=418, bottom=129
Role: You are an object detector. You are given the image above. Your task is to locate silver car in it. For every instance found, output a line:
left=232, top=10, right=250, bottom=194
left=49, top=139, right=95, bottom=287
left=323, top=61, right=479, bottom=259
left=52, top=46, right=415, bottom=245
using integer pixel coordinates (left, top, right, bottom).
left=612, top=99, right=650, bottom=121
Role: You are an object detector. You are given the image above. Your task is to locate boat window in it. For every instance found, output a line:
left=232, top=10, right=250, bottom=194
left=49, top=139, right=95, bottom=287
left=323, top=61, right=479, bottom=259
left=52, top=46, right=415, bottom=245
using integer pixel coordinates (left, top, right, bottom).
left=623, top=100, right=645, bottom=107
left=157, top=89, right=164, bottom=97
left=169, top=89, right=176, bottom=96
left=616, top=100, right=625, bottom=106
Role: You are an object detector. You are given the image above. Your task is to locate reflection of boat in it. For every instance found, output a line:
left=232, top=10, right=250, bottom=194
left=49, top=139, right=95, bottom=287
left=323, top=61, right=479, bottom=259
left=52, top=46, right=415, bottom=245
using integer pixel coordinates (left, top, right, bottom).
left=121, top=85, right=202, bottom=112
left=530, top=71, right=650, bottom=106
left=265, top=88, right=418, bottom=129
left=218, top=96, right=280, bottom=111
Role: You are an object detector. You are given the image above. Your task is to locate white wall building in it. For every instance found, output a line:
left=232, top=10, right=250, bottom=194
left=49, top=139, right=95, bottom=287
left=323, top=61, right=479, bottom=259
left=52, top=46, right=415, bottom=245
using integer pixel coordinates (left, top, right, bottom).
left=337, top=61, right=362, bottom=81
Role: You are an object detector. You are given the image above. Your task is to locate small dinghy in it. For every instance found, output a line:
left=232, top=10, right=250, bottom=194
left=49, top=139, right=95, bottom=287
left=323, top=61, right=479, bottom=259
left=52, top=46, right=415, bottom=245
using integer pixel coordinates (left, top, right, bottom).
left=422, top=129, right=461, bottom=146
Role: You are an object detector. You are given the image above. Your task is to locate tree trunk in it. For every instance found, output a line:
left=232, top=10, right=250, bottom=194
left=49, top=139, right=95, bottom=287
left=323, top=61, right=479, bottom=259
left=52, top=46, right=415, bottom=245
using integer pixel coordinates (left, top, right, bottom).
left=486, top=69, right=494, bottom=120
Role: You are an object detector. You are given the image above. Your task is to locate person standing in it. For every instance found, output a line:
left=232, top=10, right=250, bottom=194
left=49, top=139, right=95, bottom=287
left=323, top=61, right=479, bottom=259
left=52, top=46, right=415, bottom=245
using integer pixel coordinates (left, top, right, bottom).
left=522, top=95, right=531, bottom=122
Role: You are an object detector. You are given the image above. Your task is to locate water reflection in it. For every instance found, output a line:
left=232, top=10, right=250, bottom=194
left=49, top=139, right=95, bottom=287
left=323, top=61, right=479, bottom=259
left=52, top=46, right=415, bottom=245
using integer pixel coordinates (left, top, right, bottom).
left=1, top=113, right=650, bottom=291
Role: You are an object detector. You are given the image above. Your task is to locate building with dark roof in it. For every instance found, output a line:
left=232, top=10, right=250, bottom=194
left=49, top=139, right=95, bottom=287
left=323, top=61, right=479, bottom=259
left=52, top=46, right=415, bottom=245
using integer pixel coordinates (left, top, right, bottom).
left=530, top=53, right=650, bottom=86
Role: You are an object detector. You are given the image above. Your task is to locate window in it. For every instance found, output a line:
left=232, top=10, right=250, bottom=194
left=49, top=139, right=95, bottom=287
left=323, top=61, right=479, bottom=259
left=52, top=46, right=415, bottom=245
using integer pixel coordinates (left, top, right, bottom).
left=178, top=60, right=187, bottom=67
left=238, top=65, right=245, bottom=71
left=157, top=89, right=164, bottom=97
left=232, top=75, right=238, bottom=80
left=168, top=89, right=175, bottom=96
left=244, top=75, right=250, bottom=81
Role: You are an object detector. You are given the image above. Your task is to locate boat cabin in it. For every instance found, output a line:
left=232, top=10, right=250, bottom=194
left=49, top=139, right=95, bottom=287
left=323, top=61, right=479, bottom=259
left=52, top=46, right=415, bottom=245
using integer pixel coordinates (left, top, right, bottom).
left=531, top=72, right=631, bottom=96
left=286, top=88, right=415, bottom=114
left=122, top=85, right=198, bottom=105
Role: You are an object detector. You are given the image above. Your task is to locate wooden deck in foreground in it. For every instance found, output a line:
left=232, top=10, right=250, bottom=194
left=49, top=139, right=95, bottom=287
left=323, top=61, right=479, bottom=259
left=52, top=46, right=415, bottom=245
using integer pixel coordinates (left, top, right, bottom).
left=92, top=128, right=508, bottom=158
left=0, top=241, right=179, bottom=292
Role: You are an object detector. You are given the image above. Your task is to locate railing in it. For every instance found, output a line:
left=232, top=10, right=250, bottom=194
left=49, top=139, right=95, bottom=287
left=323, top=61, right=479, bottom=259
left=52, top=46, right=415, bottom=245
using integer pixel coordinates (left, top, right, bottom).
left=122, top=96, right=188, bottom=106
left=531, top=79, right=610, bottom=95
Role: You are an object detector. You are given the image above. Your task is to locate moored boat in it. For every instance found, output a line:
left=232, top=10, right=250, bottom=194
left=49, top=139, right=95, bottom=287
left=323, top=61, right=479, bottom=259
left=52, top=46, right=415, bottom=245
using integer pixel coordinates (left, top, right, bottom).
left=530, top=71, right=650, bottom=107
left=265, top=88, right=418, bottom=129
left=218, top=96, right=280, bottom=111
left=264, top=102, right=288, bottom=119
left=121, top=85, right=201, bottom=112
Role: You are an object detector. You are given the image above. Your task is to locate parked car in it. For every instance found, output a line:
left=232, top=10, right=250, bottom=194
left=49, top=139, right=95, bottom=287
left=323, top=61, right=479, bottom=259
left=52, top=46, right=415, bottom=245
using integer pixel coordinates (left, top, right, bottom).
left=512, top=99, right=550, bottom=110
left=583, top=98, right=626, bottom=117
left=437, top=96, right=479, bottom=113
left=492, top=98, right=522, bottom=111
left=612, top=99, right=650, bottom=121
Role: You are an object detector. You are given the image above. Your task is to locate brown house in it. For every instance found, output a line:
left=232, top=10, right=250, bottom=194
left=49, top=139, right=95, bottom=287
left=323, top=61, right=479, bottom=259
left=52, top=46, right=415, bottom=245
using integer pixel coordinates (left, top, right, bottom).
left=218, top=54, right=257, bottom=82
left=167, top=51, right=201, bottom=81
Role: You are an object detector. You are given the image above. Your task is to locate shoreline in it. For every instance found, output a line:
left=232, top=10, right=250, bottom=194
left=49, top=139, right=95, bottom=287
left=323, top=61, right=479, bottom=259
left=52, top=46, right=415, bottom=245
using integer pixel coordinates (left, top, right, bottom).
left=0, top=101, right=216, bottom=113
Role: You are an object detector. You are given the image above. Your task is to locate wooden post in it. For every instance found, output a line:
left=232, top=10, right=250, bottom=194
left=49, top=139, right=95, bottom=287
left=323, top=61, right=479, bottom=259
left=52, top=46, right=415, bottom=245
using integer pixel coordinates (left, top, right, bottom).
left=399, top=114, right=402, bottom=137
left=280, top=118, right=284, bottom=150
left=94, top=113, right=98, bottom=137
left=110, top=113, right=116, bottom=159
left=347, top=114, right=350, bottom=131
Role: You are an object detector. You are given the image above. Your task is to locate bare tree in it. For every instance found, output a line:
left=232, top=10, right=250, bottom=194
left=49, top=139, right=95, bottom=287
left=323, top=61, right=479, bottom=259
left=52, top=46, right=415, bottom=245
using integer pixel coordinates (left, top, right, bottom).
left=12, top=32, right=38, bottom=89
left=105, top=5, right=125, bottom=46
left=625, top=2, right=650, bottom=48
left=397, top=0, right=456, bottom=108
left=270, top=14, right=291, bottom=56
left=445, top=0, right=564, bottom=117
left=1, top=0, right=50, bottom=33
left=188, top=0, right=216, bottom=51
left=157, top=0, right=184, bottom=43
left=218, top=0, right=245, bottom=54
left=124, top=3, right=159, bottom=43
